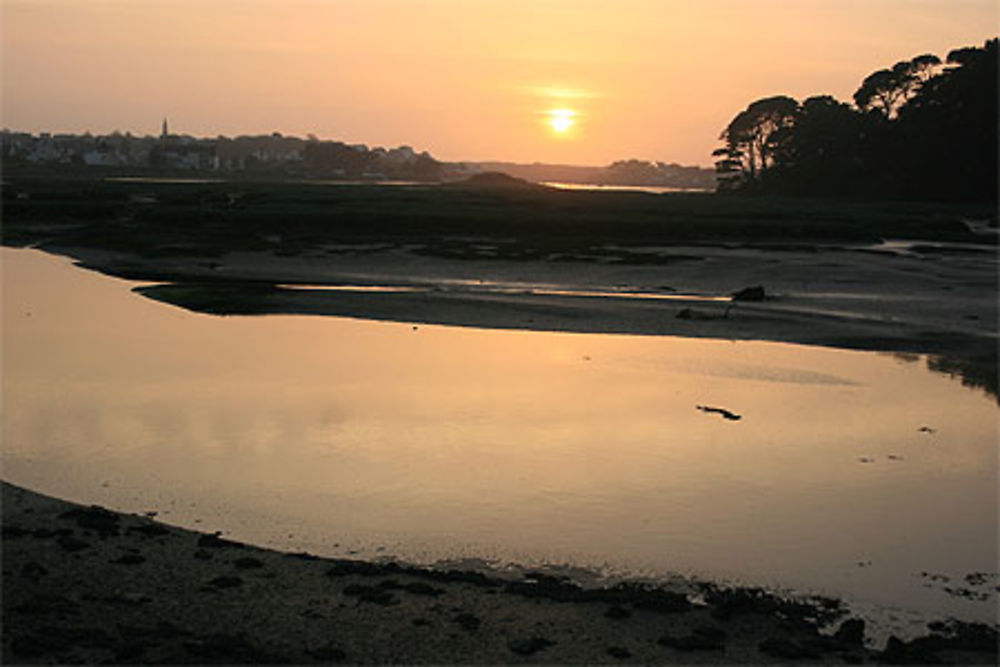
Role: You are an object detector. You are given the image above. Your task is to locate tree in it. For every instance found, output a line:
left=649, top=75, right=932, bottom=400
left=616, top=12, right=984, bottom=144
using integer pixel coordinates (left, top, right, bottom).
left=713, top=39, right=995, bottom=201
left=717, top=95, right=798, bottom=185
left=711, top=146, right=745, bottom=191
left=772, top=95, right=863, bottom=195
left=853, top=54, right=941, bottom=118
left=893, top=38, right=998, bottom=200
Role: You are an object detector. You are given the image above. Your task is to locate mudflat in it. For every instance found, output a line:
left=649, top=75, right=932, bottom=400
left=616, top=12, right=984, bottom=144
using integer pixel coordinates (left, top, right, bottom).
left=4, top=482, right=998, bottom=664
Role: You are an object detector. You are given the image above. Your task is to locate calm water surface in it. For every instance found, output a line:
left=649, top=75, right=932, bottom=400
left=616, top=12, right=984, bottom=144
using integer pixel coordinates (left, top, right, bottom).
left=543, top=181, right=711, bottom=194
left=2, top=248, right=996, bottom=631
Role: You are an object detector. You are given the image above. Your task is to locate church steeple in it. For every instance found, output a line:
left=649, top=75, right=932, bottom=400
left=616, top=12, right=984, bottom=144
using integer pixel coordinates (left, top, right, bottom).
left=161, top=117, right=169, bottom=138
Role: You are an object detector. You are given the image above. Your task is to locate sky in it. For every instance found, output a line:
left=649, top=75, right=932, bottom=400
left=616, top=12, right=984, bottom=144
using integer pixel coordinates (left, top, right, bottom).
left=1, top=0, right=996, bottom=166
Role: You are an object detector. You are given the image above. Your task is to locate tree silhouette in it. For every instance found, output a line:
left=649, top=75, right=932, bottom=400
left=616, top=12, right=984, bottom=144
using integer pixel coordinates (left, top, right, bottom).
left=853, top=54, right=941, bottom=118
left=894, top=39, right=998, bottom=200
left=772, top=96, right=863, bottom=195
left=711, top=146, right=745, bottom=192
left=718, top=96, right=798, bottom=185
left=715, top=38, right=996, bottom=202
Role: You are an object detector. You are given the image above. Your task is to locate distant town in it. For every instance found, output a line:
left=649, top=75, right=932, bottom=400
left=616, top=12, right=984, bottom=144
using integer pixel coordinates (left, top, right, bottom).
left=0, top=122, right=717, bottom=189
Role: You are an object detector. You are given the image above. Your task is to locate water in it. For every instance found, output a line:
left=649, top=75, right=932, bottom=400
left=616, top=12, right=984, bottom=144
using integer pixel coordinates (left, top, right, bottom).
left=277, top=279, right=730, bottom=302
left=542, top=181, right=713, bottom=194
left=2, top=247, right=996, bottom=632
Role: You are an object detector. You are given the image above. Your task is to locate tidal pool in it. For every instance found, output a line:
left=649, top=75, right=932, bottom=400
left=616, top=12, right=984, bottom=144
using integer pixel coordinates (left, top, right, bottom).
left=2, top=247, right=996, bottom=632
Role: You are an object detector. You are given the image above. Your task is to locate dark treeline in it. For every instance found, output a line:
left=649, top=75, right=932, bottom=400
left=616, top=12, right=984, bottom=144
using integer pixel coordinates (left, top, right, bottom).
left=714, top=38, right=997, bottom=202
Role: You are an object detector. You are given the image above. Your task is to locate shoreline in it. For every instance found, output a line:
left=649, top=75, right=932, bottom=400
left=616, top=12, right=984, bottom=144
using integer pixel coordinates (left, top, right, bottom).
left=3, top=481, right=997, bottom=664
left=48, top=240, right=1000, bottom=400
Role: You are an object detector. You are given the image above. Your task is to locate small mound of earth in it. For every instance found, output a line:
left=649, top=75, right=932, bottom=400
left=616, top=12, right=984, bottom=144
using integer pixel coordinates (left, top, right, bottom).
left=445, top=172, right=548, bottom=191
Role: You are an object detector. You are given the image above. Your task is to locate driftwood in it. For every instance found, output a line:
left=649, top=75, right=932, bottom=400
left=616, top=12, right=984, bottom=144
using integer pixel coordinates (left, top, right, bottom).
left=696, top=405, right=742, bottom=421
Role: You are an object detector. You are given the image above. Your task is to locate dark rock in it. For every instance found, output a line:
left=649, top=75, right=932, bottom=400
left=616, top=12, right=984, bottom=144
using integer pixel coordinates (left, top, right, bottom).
left=963, top=572, right=991, bottom=587
left=306, top=642, right=348, bottom=661
left=326, top=559, right=391, bottom=577
left=632, top=590, right=692, bottom=614
left=378, top=579, right=401, bottom=589
left=113, top=641, right=148, bottom=662
left=431, top=568, right=497, bottom=587
left=702, top=584, right=842, bottom=626
left=412, top=618, right=431, bottom=627
left=286, top=551, right=319, bottom=560
left=731, top=285, right=766, bottom=301
left=33, top=527, right=72, bottom=539
left=207, top=575, right=243, bottom=589
left=183, top=633, right=282, bottom=663
left=232, top=557, right=264, bottom=570
left=940, top=586, right=989, bottom=601
left=193, top=549, right=213, bottom=560
left=58, top=506, right=120, bottom=537
left=3, top=525, right=33, bottom=538
left=20, top=562, right=48, bottom=579
left=759, top=637, right=822, bottom=660
left=111, top=553, right=146, bottom=565
left=112, top=624, right=184, bottom=651
left=14, top=595, right=79, bottom=616
left=342, top=584, right=397, bottom=605
left=105, top=592, right=152, bottom=605
left=604, top=605, right=632, bottom=619
left=925, top=619, right=999, bottom=653
left=405, top=582, right=445, bottom=596
left=676, top=307, right=710, bottom=320
left=128, top=524, right=171, bottom=538
left=453, top=613, right=481, bottom=632
left=57, top=535, right=91, bottom=552
left=505, top=575, right=584, bottom=602
left=196, top=531, right=241, bottom=548
left=878, top=635, right=944, bottom=664
left=606, top=646, right=632, bottom=659
left=508, top=637, right=554, bottom=655
left=658, top=626, right=727, bottom=651
left=26, top=626, right=112, bottom=653
left=834, top=618, right=866, bottom=646
left=10, top=633, right=50, bottom=658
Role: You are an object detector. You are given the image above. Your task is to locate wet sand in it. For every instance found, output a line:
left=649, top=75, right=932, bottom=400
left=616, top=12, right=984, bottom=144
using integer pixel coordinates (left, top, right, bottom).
left=63, top=240, right=999, bottom=397
left=4, top=481, right=997, bottom=664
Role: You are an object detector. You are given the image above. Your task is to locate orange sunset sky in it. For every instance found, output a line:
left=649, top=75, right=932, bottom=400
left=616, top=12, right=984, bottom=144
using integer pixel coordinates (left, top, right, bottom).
left=2, top=0, right=996, bottom=166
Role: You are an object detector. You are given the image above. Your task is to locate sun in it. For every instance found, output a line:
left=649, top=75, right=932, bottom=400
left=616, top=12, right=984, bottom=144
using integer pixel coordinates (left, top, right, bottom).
left=547, top=108, right=576, bottom=134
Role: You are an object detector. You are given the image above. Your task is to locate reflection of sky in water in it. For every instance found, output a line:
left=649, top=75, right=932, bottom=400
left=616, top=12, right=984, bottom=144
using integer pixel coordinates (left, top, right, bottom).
left=2, top=248, right=997, bottom=629
left=276, top=280, right=730, bottom=302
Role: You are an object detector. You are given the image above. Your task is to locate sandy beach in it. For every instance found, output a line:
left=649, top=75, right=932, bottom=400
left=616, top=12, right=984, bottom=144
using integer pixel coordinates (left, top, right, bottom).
left=4, top=481, right=997, bottom=664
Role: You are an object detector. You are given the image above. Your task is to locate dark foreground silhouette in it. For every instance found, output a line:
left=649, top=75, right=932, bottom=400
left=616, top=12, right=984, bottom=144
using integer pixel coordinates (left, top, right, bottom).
left=3, top=482, right=997, bottom=664
left=715, top=38, right=998, bottom=202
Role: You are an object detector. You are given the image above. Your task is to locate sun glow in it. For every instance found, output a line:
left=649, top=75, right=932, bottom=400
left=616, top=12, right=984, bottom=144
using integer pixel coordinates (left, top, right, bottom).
left=547, top=108, right=576, bottom=134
